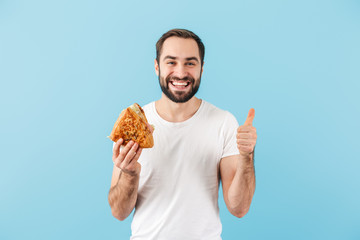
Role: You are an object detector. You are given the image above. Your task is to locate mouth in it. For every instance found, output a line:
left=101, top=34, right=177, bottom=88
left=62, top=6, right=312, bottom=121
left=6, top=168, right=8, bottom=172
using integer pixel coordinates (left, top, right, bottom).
left=169, top=80, right=192, bottom=90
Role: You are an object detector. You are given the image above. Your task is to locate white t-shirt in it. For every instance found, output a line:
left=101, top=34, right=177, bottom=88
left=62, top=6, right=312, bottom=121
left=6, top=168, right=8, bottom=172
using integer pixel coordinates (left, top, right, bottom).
left=128, top=100, right=239, bottom=240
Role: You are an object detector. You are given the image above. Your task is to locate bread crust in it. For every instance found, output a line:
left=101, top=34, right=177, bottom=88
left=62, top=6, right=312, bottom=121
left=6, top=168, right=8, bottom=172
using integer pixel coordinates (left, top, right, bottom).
left=109, top=104, right=154, bottom=148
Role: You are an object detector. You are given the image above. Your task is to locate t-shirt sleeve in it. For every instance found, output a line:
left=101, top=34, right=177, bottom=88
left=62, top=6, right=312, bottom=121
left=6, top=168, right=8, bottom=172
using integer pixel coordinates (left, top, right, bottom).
left=221, top=111, right=240, bottom=159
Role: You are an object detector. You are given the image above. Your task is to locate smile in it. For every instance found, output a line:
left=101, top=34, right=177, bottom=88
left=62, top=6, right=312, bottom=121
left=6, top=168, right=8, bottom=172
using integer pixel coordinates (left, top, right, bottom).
left=169, top=80, right=191, bottom=89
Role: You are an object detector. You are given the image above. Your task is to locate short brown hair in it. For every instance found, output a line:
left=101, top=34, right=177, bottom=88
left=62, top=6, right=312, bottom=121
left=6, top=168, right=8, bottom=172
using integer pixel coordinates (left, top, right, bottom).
left=156, top=29, right=205, bottom=66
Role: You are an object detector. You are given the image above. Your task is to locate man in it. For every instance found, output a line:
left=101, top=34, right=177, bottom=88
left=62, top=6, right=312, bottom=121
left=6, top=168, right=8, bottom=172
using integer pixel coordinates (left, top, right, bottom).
left=108, top=29, right=257, bottom=240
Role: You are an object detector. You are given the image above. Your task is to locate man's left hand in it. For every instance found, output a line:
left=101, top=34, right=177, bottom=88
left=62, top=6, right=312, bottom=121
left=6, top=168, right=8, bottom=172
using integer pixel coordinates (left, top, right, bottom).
left=237, top=108, right=257, bottom=156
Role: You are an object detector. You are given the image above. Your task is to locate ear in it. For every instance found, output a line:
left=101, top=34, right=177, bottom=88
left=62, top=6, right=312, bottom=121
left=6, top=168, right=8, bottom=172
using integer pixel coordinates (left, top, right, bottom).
left=201, top=62, right=204, bottom=75
left=154, top=59, right=159, bottom=76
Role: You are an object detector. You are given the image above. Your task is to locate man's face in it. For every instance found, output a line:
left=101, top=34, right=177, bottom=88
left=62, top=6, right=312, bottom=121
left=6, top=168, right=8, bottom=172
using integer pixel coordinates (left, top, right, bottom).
left=155, top=37, right=203, bottom=103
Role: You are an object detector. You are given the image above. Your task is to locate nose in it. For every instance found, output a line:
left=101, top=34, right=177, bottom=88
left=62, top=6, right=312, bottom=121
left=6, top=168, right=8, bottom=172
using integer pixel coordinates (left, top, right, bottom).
left=173, top=64, right=188, bottom=79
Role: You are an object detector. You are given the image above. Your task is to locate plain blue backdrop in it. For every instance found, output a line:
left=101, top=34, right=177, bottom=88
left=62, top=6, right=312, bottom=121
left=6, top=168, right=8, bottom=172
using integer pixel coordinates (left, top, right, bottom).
left=1, top=0, right=359, bottom=239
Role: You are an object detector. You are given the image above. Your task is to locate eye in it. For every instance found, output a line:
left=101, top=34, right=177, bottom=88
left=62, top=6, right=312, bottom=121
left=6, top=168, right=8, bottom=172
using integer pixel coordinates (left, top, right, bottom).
left=186, top=62, right=195, bottom=66
left=167, top=62, right=175, bottom=65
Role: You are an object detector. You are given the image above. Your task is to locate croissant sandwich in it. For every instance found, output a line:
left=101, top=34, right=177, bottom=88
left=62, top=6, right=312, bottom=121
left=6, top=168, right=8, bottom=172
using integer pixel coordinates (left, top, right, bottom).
left=108, top=103, right=154, bottom=148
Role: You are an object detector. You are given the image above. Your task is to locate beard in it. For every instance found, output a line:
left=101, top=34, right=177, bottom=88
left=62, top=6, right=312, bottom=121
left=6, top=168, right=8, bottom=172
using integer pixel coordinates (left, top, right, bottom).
left=158, top=69, right=201, bottom=103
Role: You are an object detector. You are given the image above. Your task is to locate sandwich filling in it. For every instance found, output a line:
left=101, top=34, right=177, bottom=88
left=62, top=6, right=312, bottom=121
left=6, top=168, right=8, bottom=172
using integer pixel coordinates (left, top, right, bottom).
left=129, top=103, right=147, bottom=123
left=130, top=103, right=142, bottom=116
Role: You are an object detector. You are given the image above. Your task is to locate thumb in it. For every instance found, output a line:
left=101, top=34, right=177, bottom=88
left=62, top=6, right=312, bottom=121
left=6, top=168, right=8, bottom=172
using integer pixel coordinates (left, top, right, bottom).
left=244, top=108, right=255, bottom=126
left=146, top=122, right=154, bottom=133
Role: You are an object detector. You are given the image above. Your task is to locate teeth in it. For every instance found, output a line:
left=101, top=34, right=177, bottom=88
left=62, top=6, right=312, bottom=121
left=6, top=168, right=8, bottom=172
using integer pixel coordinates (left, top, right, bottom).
left=172, top=81, right=188, bottom=86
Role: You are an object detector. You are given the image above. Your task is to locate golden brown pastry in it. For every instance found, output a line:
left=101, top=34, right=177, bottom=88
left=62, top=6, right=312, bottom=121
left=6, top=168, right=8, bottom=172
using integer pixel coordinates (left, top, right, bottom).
left=108, top=103, right=154, bottom=148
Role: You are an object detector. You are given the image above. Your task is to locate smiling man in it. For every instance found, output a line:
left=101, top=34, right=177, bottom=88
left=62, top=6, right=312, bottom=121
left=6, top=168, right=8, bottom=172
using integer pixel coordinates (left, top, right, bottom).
left=157, top=36, right=202, bottom=104
left=108, top=29, right=257, bottom=240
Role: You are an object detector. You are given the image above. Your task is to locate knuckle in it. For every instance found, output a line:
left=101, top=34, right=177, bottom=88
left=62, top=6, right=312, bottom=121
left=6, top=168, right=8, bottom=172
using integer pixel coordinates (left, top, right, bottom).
left=120, top=163, right=127, bottom=170
left=114, top=161, right=120, bottom=168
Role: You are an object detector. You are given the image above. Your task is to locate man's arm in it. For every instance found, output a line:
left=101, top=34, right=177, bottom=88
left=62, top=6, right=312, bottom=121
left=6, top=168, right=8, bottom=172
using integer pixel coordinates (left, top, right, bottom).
left=220, top=108, right=257, bottom=218
left=108, top=139, right=142, bottom=221
left=220, top=153, right=255, bottom=218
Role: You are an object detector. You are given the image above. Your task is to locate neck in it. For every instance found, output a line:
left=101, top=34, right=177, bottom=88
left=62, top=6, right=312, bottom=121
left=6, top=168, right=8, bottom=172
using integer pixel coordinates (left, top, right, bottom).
left=155, top=94, right=202, bottom=122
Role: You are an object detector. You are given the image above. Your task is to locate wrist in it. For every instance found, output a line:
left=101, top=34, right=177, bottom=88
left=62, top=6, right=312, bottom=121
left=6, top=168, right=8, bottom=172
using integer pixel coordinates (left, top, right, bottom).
left=237, top=153, right=254, bottom=170
left=120, top=170, right=140, bottom=183
left=239, top=152, right=253, bottom=161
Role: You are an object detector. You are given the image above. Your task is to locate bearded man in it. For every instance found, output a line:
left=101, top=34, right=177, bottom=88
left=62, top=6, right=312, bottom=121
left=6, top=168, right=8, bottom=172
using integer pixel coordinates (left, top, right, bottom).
left=108, top=28, right=257, bottom=240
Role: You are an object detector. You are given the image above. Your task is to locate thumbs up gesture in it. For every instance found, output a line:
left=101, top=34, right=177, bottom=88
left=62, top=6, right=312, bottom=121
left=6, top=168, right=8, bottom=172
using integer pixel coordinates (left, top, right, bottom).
left=237, top=108, right=257, bottom=156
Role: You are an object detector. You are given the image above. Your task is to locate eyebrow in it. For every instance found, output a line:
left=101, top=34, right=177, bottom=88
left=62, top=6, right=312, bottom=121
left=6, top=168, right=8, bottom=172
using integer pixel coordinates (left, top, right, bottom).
left=163, top=55, right=199, bottom=63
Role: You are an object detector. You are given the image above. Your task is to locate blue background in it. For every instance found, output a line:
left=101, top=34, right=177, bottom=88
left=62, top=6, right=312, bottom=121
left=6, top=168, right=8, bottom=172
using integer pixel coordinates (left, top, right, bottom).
left=1, top=0, right=359, bottom=239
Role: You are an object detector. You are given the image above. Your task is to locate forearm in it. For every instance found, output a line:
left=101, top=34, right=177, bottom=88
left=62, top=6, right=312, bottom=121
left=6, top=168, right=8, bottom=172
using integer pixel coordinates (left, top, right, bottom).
left=108, top=171, right=139, bottom=221
left=227, top=153, right=256, bottom=217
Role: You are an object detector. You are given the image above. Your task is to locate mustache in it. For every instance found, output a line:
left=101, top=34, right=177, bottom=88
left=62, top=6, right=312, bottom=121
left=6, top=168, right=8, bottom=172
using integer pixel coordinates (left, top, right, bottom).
left=166, top=75, right=195, bottom=84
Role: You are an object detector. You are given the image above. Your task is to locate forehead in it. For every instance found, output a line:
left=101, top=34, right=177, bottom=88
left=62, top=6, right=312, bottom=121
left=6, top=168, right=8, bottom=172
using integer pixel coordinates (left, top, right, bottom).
left=161, top=37, right=200, bottom=61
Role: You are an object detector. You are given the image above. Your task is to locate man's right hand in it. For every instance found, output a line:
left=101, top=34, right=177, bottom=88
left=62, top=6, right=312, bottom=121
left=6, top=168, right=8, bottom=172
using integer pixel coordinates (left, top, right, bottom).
left=112, top=139, right=142, bottom=177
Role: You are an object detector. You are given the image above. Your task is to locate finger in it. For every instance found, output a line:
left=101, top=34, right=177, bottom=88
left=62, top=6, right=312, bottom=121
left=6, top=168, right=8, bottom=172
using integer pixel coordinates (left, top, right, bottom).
left=118, top=140, right=135, bottom=163
left=127, top=148, right=143, bottom=168
left=132, top=147, right=143, bottom=162
left=237, top=139, right=256, bottom=145
left=240, top=132, right=257, bottom=139
left=237, top=125, right=256, bottom=133
left=238, top=145, right=254, bottom=153
left=112, top=138, right=123, bottom=161
left=121, top=142, right=139, bottom=166
left=145, top=122, right=154, bottom=133
left=237, top=133, right=253, bottom=139
left=244, top=108, right=255, bottom=126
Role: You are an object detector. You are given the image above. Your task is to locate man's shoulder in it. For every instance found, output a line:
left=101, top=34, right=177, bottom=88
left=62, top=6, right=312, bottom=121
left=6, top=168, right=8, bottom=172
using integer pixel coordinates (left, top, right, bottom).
left=202, top=100, right=235, bottom=118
